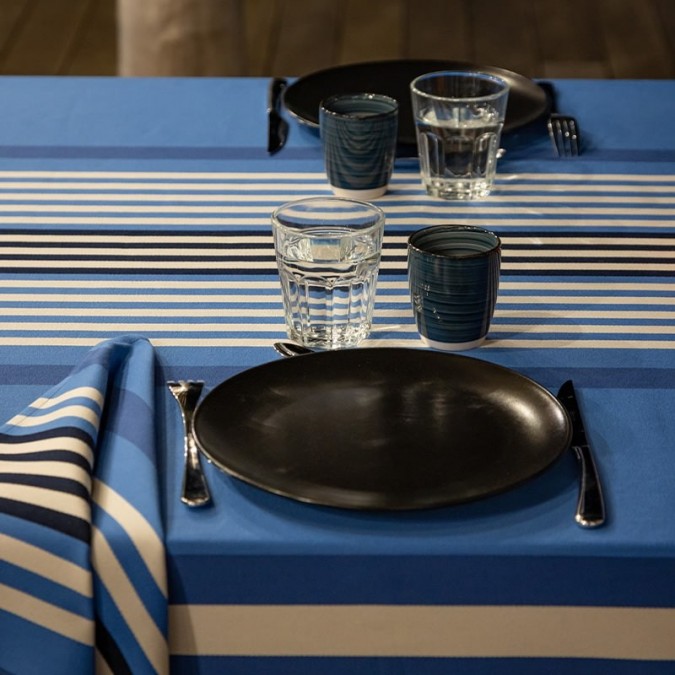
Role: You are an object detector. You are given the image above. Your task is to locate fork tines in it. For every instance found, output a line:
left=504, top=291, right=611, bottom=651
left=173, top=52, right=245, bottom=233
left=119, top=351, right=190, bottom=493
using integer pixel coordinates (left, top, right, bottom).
left=548, top=114, right=580, bottom=157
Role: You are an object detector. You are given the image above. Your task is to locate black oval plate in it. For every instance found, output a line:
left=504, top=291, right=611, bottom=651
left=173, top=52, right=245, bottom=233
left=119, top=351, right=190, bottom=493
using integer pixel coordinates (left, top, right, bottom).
left=283, top=59, right=548, bottom=153
left=193, top=349, right=571, bottom=511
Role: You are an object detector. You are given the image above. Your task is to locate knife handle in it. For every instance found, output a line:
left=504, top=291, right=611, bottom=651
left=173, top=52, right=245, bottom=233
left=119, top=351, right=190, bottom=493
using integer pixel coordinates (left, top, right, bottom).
left=268, top=77, right=287, bottom=113
left=572, top=443, right=606, bottom=527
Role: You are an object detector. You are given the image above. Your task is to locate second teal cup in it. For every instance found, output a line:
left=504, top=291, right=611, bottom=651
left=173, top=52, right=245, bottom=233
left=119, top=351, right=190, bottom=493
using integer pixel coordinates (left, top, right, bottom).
left=408, top=225, right=501, bottom=351
left=319, top=93, right=399, bottom=200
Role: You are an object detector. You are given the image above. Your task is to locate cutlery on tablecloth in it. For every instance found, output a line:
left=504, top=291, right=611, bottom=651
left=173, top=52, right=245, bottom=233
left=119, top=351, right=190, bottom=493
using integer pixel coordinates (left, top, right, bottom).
left=557, top=380, right=606, bottom=528
left=168, top=380, right=212, bottom=507
left=267, top=77, right=289, bottom=154
left=539, top=81, right=581, bottom=157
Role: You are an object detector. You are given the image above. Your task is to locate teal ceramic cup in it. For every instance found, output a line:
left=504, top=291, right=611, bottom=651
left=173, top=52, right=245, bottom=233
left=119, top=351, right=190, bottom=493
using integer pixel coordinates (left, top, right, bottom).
left=408, top=225, right=501, bottom=351
left=319, top=93, right=399, bottom=200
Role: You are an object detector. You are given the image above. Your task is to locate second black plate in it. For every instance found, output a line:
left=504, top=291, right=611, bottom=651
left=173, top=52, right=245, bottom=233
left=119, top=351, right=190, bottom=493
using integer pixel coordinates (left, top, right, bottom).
left=193, top=349, right=571, bottom=511
left=283, top=60, right=548, bottom=152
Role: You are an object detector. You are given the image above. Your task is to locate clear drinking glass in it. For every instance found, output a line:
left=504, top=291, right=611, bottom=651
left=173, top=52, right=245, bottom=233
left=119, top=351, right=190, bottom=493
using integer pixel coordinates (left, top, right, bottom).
left=410, top=71, right=509, bottom=200
left=271, top=197, right=385, bottom=350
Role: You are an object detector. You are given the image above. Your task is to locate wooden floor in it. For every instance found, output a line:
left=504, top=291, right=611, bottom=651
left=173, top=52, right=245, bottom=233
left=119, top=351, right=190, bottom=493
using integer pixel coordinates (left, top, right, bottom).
left=0, top=0, right=674, bottom=78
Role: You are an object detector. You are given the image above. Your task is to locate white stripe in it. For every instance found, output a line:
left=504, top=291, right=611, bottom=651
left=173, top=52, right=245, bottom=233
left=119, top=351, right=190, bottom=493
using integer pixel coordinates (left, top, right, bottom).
left=491, top=323, right=675, bottom=335
left=0, top=292, right=284, bottom=303
left=168, top=604, right=675, bottom=660
left=6, top=404, right=100, bottom=429
left=2, top=201, right=675, bottom=215
left=0, top=170, right=672, bottom=181
left=1, top=259, right=673, bottom=272
left=0, top=242, right=675, bottom=262
left=6, top=307, right=675, bottom=320
left=0, top=336, right=672, bottom=349
left=91, top=527, right=169, bottom=675
left=0, top=582, right=93, bottom=645
left=3, top=235, right=673, bottom=248
left=3, top=319, right=675, bottom=336
left=0, top=279, right=672, bottom=291
left=93, top=480, right=167, bottom=598
left=0, top=483, right=90, bottom=520
left=2, top=217, right=675, bottom=228
left=3, top=188, right=675, bottom=201
left=0, top=532, right=92, bottom=597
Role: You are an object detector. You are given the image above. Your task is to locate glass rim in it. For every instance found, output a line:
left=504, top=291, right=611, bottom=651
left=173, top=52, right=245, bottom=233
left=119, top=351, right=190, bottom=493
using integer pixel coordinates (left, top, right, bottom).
left=410, top=70, right=510, bottom=102
left=408, top=225, right=502, bottom=260
left=271, top=196, right=386, bottom=234
left=319, top=92, right=399, bottom=120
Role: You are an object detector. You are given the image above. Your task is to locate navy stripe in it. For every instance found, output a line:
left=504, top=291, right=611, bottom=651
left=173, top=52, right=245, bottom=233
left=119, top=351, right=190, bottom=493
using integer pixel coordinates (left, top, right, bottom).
left=169, top=656, right=675, bottom=675
left=2, top=266, right=674, bottom=277
left=0, top=473, right=90, bottom=500
left=0, top=450, right=92, bottom=472
left=167, top=553, right=675, bottom=607
left=0, top=497, right=90, bottom=542
left=0, top=427, right=95, bottom=448
left=95, top=619, right=133, bottom=675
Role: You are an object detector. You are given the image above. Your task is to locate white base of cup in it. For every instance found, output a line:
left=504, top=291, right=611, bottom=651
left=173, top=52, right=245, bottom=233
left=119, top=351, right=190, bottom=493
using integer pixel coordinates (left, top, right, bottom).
left=420, top=335, right=486, bottom=352
left=330, top=185, right=387, bottom=200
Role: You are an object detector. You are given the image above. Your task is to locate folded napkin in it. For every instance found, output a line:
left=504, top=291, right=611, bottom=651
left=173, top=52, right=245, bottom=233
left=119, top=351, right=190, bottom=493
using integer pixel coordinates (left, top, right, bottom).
left=0, top=336, right=167, bottom=674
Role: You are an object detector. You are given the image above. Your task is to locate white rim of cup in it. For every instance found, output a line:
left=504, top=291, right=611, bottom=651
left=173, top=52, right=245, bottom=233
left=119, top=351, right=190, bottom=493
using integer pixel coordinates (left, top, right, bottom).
left=319, top=92, right=399, bottom=120
left=408, top=225, right=501, bottom=260
left=410, top=71, right=510, bottom=103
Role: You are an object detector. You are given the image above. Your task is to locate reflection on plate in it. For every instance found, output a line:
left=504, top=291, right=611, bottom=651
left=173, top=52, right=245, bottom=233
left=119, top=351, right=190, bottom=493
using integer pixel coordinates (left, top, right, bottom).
left=283, top=60, right=548, bottom=153
left=193, top=349, right=571, bottom=511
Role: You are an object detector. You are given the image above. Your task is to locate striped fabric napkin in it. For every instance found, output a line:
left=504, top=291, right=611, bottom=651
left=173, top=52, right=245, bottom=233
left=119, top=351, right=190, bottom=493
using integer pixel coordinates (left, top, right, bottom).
left=0, top=336, right=167, bottom=674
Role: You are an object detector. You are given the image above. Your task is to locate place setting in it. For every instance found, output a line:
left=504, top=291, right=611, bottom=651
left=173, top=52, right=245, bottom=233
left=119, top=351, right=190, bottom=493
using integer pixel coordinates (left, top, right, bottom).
left=171, top=61, right=603, bottom=525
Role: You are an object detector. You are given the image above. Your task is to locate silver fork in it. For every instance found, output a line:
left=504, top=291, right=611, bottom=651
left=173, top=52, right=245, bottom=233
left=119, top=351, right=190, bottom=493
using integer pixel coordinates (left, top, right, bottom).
left=540, top=82, right=581, bottom=157
left=167, top=380, right=212, bottom=507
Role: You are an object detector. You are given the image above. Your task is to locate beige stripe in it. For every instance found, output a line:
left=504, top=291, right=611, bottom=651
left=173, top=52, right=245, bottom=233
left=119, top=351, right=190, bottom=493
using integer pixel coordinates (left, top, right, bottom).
left=93, top=480, right=167, bottom=597
left=0, top=436, right=94, bottom=465
left=31, top=386, right=104, bottom=410
left=0, top=533, right=92, bottom=597
left=0, top=582, right=93, bottom=645
left=0, top=484, right=90, bottom=520
left=169, top=604, right=675, bottom=660
left=95, top=649, right=115, bottom=675
left=6, top=404, right=100, bottom=429
left=91, top=527, right=169, bottom=675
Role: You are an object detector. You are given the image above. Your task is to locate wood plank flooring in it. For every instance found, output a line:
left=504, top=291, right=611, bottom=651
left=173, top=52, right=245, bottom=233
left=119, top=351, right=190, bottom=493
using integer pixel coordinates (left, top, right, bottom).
left=0, top=0, right=674, bottom=78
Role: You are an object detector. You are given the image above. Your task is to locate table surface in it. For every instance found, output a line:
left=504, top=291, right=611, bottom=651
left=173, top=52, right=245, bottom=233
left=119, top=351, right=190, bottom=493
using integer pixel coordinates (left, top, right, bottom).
left=1, top=75, right=675, bottom=675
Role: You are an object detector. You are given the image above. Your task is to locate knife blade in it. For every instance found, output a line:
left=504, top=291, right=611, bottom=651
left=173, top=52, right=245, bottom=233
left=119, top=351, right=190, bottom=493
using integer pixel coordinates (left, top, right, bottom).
left=557, top=380, right=606, bottom=528
left=267, top=77, right=289, bottom=154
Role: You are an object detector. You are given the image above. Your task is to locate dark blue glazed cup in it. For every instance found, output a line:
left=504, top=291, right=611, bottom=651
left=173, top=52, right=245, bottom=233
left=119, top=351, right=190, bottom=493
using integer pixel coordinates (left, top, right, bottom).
left=408, top=225, right=501, bottom=351
left=320, top=93, right=399, bottom=200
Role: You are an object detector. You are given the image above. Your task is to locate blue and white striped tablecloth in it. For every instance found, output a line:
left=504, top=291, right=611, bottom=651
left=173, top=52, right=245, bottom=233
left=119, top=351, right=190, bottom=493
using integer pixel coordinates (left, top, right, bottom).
left=1, top=76, right=674, bottom=675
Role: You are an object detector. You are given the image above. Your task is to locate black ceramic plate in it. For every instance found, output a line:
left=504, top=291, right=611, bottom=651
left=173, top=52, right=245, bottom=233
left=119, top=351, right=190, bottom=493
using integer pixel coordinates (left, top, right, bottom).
left=193, top=349, right=571, bottom=511
left=283, top=59, right=548, bottom=152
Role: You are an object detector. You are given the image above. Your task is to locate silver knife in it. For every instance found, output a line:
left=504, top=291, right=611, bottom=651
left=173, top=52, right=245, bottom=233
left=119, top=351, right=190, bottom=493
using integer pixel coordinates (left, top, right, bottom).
left=267, top=77, right=289, bottom=154
left=557, top=380, right=606, bottom=528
